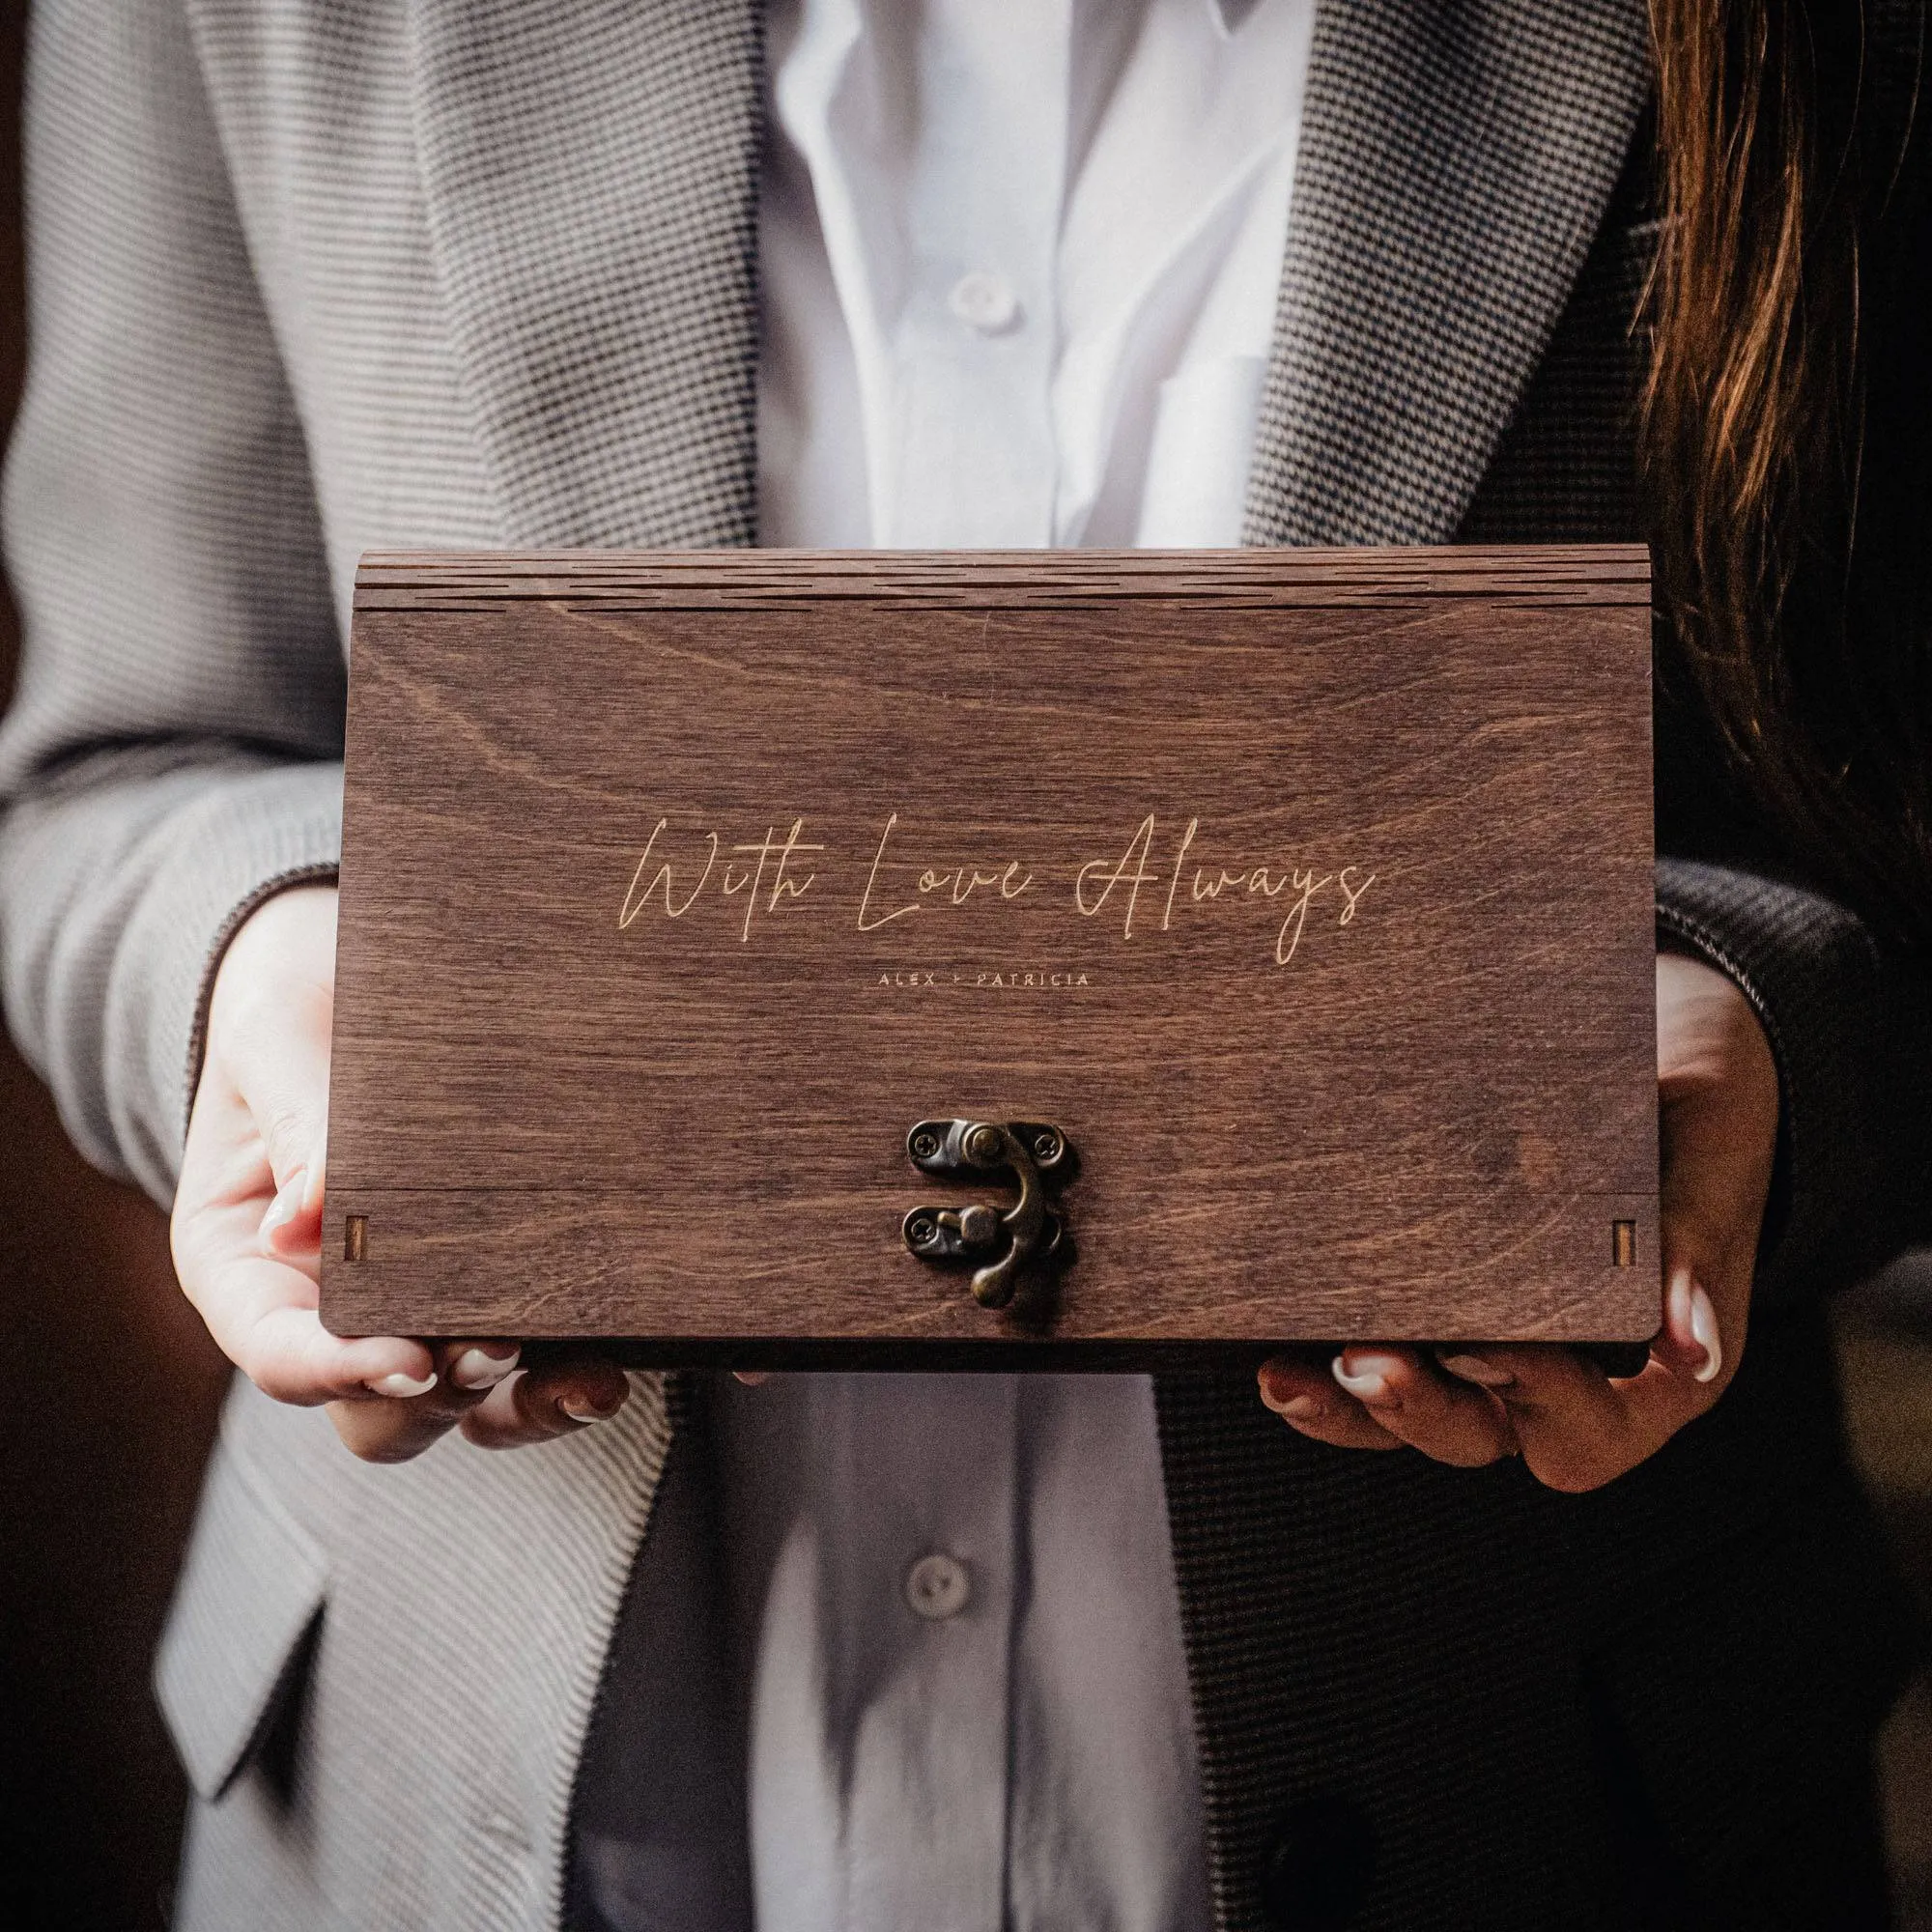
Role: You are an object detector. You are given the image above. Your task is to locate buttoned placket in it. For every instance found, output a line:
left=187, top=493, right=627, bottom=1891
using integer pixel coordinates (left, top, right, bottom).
left=720, top=1372, right=1023, bottom=1932
left=774, top=0, right=1073, bottom=548
left=764, top=0, right=1313, bottom=553
left=887, top=0, right=1067, bottom=546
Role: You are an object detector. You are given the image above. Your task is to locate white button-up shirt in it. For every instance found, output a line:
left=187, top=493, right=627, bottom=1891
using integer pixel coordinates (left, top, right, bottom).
left=757, top=0, right=1315, bottom=550
left=580, top=4, right=1315, bottom=1929
left=712, top=1373, right=1214, bottom=1932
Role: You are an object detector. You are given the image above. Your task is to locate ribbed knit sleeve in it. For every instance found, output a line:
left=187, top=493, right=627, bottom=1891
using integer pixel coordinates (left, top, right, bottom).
left=0, top=0, right=347, bottom=1204
left=1657, top=857, right=1932, bottom=1310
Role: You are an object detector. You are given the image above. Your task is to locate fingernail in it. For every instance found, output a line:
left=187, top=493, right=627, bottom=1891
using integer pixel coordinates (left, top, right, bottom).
left=1688, top=1282, right=1723, bottom=1384
left=1332, top=1352, right=1395, bottom=1406
left=1257, top=1364, right=1298, bottom=1413
left=1667, top=1264, right=1695, bottom=1337
left=1279, top=1396, right=1323, bottom=1422
left=260, top=1167, right=307, bottom=1240
left=559, top=1392, right=618, bottom=1424
left=371, top=1370, right=437, bottom=1399
left=1438, top=1351, right=1515, bottom=1389
left=449, top=1347, right=520, bottom=1391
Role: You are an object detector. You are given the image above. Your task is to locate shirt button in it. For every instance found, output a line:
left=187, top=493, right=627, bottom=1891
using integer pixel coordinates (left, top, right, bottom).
left=904, top=1551, right=972, bottom=1621
left=948, top=270, right=1020, bottom=334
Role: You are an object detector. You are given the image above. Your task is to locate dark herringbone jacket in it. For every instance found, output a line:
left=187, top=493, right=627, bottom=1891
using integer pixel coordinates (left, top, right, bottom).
left=0, top=4, right=1927, bottom=1930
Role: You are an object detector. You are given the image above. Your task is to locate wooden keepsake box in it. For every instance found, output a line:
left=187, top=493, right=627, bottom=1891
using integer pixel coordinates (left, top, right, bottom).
left=320, top=547, right=1660, bottom=1368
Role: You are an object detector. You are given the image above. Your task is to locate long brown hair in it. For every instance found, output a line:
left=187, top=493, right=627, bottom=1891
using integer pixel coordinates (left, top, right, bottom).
left=1645, top=0, right=1932, bottom=941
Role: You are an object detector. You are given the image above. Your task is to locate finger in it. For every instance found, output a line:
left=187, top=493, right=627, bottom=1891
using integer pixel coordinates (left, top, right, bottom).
left=1654, top=1098, right=1750, bottom=1397
left=326, top=1340, right=518, bottom=1463
left=1654, top=950, right=1774, bottom=1382
left=182, top=1016, right=327, bottom=1272
left=259, top=1160, right=327, bottom=1261
left=1651, top=1264, right=1724, bottom=1385
left=1258, top=1354, right=1406, bottom=1451
left=180, top=1235, right=431, bottom=1403
left=461, top=1356, right=631, bottom=1450
left=327, top=1381, right=455, bottom=1463
left=173, top=1183, right=433, bottom=1403
left=459, top=1364, right=627, bottom=1450
left=238, top=1298, right=437, bottom=1406
left=446, top=1340, right=523, bottom=1393
left=1329, top=1347, right=1518, bottom=1466
left=1440, top=1318, right=1718, bottom=1494
left=224, top=977, right=334, bottom=1229
left=1441, top=1345, right=1632, bottom=1492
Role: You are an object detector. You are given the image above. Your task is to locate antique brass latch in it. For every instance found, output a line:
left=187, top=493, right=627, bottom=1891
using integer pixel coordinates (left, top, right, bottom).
left=901, top=1118, right=1072, bottom=1310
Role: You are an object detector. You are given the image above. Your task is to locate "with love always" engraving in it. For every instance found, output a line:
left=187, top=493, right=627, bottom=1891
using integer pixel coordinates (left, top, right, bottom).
left=619, top=810, right=1376, bottom=969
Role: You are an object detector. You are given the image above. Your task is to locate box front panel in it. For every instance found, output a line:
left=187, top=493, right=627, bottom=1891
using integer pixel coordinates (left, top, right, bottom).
left=322, top=554, right=1659, bottom=1350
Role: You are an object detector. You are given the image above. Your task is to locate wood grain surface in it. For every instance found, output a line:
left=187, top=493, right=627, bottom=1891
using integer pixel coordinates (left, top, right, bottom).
left=322, top=546, right=1661, bottom=1361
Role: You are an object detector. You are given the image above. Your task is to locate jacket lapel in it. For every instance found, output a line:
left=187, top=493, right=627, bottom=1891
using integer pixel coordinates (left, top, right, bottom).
left=1242, top=0, right=1654, bottom=547
left=405, top=0, right=763, bottom=548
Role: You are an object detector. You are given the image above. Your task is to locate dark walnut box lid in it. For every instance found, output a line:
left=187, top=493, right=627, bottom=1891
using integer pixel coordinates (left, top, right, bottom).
left=320, top=546, right=1660, bottom=1369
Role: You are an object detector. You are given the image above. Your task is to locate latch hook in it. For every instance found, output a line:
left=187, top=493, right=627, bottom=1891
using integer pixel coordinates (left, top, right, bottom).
left=901, top=1119, right=1070, bottom=1309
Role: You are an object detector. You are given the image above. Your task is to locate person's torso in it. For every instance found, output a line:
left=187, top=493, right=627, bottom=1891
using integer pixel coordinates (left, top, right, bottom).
left=150, top=8, right=1913, bottom=1930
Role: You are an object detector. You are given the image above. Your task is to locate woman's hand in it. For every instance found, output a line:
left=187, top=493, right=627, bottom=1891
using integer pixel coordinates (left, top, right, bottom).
left=171, top=885, right=630, bottom=1462
left=1256, top=952, right=1780, bottom=1492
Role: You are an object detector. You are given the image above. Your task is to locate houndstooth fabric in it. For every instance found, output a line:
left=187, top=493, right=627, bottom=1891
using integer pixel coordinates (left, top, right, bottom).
left=1240, top=0, right=1654, bottom=548
left=1, top=2, right=1927, bottom=1930
left=406, top=0, right=761, bottom=550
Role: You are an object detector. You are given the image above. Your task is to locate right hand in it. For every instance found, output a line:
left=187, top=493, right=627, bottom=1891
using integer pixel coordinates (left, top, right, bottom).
left=171, top=884, right=630, bottom=1462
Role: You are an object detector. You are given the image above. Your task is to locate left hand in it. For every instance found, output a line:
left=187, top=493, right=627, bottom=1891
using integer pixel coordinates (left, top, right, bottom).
left=1256, top=952, right=1780, bottom=1492
left=172, top=885, right=632, bottom=1464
